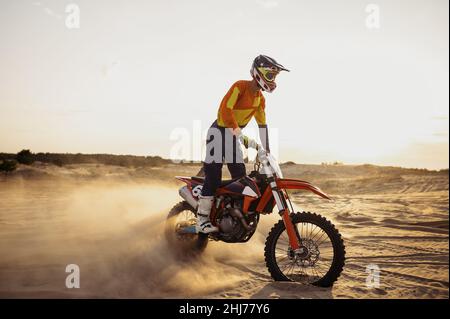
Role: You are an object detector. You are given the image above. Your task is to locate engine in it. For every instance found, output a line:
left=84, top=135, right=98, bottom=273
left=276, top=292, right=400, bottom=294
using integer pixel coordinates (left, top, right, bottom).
left=215, top=196, right=259, bottom=243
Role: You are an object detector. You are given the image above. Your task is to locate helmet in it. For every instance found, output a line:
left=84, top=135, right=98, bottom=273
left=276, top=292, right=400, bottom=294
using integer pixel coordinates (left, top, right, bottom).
left=251, top=55, right=290, bottom=92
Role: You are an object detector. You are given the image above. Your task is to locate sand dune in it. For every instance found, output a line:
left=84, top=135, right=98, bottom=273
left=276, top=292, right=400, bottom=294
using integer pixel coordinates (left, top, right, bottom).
left=0, top=163, right=448, bottom=298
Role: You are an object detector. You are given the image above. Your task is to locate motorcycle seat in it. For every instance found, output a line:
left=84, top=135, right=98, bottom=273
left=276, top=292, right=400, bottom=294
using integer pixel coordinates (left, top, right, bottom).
left=191, top=176, right=239, bottom=187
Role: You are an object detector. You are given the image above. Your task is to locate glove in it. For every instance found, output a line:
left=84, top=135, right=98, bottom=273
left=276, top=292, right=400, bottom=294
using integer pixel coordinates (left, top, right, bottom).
left=239, top=134, right=258, bottom=149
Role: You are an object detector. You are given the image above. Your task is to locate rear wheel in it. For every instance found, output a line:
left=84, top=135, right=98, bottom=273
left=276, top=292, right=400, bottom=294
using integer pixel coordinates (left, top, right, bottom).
left=165, top=201, right=208, bottom=256
left=264, top=212, right=345, bottom=287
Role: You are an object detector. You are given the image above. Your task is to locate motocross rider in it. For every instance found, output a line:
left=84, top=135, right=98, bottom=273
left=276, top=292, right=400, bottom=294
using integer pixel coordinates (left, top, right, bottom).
left=197, top=55, right=289, bottom=233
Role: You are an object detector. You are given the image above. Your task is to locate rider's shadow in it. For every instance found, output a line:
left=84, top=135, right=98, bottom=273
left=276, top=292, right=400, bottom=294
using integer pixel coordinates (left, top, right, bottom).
left=251, top=282, right=334, bottom=299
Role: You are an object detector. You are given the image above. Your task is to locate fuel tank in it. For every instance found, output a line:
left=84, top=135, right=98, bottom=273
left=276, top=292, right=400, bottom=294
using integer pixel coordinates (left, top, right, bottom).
left=217, top=176, right=261, bottom=198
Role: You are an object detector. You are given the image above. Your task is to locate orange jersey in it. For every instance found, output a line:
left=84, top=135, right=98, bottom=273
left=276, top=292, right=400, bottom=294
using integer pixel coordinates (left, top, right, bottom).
left=217, top=80, right=266, bottom=129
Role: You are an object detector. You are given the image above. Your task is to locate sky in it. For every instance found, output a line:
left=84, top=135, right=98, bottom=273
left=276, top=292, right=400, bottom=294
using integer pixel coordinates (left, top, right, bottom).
left=0, top=0, right=448, bottom=169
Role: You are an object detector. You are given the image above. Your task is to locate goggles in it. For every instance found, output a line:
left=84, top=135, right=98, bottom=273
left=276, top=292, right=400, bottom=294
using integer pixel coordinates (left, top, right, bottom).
left=258, top=66, right=280, bottom=82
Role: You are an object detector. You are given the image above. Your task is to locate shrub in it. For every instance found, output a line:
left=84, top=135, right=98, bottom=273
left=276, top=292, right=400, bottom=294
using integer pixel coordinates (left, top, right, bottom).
left=16, top=149, right=34, bottom=165
left=0, top=159, right=17, bottom=175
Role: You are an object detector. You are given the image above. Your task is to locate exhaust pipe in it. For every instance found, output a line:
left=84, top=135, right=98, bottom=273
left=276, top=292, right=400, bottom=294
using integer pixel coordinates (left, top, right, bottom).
left=179, top=186, right=198, bottom=209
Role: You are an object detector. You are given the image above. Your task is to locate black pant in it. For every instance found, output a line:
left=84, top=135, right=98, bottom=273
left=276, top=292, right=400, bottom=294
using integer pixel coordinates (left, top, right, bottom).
left=201, top=121, right=246, bottom=196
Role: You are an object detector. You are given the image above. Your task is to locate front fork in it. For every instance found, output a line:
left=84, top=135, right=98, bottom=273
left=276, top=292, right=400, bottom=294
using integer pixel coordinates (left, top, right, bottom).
left=271, top=183, right=301, bottom=250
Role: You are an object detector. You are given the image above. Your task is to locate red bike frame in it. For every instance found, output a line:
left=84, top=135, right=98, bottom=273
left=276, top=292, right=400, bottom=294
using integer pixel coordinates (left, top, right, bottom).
left=176, top=163, right=331, bottom=251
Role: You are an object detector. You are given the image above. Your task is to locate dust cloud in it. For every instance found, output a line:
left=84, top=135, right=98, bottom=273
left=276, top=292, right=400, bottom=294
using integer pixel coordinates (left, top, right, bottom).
left=0, top=177, right=276, bottom=298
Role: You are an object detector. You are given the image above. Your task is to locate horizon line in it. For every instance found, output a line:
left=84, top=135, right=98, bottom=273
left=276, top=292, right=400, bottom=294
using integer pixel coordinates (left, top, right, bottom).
left=1, top=150, right=448, bottom=172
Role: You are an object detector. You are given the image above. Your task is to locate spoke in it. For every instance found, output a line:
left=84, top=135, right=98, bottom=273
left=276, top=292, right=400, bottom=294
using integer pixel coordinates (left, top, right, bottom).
left=276, top=242, right=289, bottom=251
left=310, top=224, right=316, bottom=239
left=295, top=266, right=312, bottom=283
left=300, top=222, right=304, bottom=239
left=308, top=224, right=318, bottom=240
left=276, top=255, right=290, bottom=263
left=313, top=263, right=327, bottom=276
left=306, top=222, right=310, bottom=240
left=312, top=231, right=327, bottom=246
left=314, top=262, right=329, bottom=275
left=278, top=260, right=293, bottom=270
left=277, top=261, right=292, bottom=270
left=286, top=260, right=296, bottom=275
left=280, top=261, right=294, bottom=272
left=298, top=265, right=306, bottom=277
left=315, top=233, right=332, bottom=248
left=311, top=267, right=322, bottom=279
left=275, top=249, right=289, bottom=256
left=278, top=234, right=288, bottom=246
left=309, top=226, right=324, bottom=242
left=309, top=225, right=324, bottom=242
left=315, top=259, right=332, bottom=269
left=275, top=245, right=289, bottom=251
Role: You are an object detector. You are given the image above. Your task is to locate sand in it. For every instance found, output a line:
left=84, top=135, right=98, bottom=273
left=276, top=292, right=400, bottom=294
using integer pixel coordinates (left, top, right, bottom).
left=0, top=163, right=448, bottom=298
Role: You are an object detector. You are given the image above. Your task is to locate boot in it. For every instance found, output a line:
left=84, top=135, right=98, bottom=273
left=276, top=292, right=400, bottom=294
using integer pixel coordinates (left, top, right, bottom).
left=196, top=195, right=219, bottom=234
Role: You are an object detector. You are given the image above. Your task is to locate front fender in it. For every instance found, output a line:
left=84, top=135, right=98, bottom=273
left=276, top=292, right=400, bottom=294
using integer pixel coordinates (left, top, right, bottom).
left=276, top=178, right=332, bottom=200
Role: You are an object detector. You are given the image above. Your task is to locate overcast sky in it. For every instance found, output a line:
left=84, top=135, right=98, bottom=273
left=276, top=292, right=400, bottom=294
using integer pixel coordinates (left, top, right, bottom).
left=0, top=0, right=448, bottom=169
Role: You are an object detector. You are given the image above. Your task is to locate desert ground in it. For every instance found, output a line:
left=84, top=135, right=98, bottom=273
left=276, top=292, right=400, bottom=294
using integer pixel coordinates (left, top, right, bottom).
left=0, top=162, right=448, bottom=298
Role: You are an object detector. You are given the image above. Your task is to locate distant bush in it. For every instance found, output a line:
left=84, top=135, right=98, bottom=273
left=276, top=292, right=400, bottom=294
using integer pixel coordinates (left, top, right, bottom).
left=320, top=161, right=344, bottom=166
left=15, top=151, right=171, bottom=167
left=52, top=158, right=64, bottom=167
left=0, top=151, right=170, bottom=168
left=16, top=149, right=34, bottom=165
left=0, top=159, right=17, bottom=175
left=321, top=161, right=344, bottom=166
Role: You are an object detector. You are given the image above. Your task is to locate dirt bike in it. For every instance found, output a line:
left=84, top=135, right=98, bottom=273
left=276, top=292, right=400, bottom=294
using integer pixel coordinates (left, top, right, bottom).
left=165, top=142, right=345, bottom=287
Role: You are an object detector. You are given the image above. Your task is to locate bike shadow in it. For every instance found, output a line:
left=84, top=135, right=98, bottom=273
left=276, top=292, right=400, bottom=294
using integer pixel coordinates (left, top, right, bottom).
left=250, top=282, right=334, bottom=299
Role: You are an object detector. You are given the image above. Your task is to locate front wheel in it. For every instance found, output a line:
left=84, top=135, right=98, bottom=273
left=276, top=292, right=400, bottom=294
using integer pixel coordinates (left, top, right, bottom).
left=264, top=212, right=345, bottom=287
